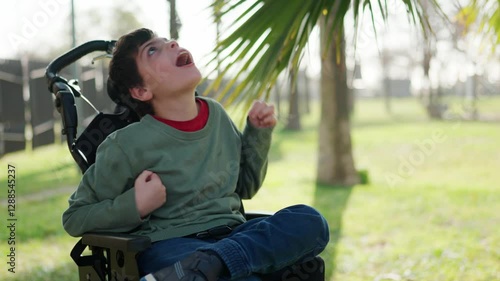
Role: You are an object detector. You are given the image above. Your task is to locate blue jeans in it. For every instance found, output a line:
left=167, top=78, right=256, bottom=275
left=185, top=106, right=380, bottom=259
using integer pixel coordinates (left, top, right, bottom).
left=137, top=204, right=329, bottom=280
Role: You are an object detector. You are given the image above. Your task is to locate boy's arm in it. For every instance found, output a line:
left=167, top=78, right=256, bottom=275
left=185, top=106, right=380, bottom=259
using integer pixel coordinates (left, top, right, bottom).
left=62, top=138, right=143, bottom=237
left=235, top=101, right=276, bottom=199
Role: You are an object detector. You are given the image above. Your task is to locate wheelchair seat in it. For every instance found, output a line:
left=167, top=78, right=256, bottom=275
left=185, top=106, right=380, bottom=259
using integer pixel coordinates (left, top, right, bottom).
left=45, top=40, right=325, bottom=281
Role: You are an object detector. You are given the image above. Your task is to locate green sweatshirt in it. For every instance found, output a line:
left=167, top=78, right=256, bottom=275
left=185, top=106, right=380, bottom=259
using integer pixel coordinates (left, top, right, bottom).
left=62, top=97, right=273, bottom=242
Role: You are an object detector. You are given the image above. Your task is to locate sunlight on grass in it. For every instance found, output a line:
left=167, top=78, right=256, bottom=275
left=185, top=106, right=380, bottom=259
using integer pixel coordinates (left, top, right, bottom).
left=0, top=144, right=80, bottom=198
left=0, top=236, right=79, bottom=281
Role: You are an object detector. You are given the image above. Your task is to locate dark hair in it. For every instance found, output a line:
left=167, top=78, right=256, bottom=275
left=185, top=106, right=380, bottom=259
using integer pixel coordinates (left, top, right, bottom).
left=108, top=28, right=157, bottom=117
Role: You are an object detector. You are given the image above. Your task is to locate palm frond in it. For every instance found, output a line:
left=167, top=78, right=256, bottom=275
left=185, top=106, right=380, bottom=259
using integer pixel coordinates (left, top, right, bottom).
left=204, top=0, right=444, bottom=116
left=457, top=0, right=500, bottom=51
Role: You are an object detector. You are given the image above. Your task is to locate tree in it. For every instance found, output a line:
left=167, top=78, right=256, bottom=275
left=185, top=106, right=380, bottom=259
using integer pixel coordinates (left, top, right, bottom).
left=205, top=0, right=444, bottom=186
left=317, top=8, right=358, bottom=185
left=452, top=0, right=500, bottom=120
left=421, top=0, right=444, bottom=119
left=167, top=0, right=182, bottom=40
left=285, top=66, right=301, bottom=130
left=458, top=0, right=500, bottom=50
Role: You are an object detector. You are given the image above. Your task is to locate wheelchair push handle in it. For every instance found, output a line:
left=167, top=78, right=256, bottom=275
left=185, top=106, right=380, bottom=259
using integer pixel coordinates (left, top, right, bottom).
left=45, top=40, right=115, bottom=93
left=44, top=40, right=116, bottom=170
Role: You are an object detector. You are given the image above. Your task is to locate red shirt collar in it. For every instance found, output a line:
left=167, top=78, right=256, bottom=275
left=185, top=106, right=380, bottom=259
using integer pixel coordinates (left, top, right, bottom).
left=153, top=98, right=209, bottom=132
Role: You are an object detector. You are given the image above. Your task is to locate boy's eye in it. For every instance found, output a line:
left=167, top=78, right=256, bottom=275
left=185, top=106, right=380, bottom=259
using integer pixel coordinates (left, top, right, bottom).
left=147, top=46, right=157, bottom=56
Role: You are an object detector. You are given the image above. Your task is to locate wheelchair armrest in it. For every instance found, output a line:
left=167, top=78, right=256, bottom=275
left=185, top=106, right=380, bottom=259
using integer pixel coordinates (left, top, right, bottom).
left=72, top=233, right=151, bottom=281
left=82, top=232, right=151, bottom=252
left=245, top=211, right=274, bottom=220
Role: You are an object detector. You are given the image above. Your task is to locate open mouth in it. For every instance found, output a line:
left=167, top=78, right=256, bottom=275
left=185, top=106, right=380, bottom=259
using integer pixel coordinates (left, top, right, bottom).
left=176, top=51, right=193, bottom=67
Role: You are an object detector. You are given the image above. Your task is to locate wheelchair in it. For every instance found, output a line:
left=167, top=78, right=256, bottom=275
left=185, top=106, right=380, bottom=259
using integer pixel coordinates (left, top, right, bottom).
left=45, top=40, right=325, bottom=281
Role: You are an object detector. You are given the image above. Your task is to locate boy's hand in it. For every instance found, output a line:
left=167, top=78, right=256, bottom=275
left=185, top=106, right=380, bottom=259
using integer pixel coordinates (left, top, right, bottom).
left=134, top=170, right=166, bottom=218
left=248, top=100, right=277, bottom=128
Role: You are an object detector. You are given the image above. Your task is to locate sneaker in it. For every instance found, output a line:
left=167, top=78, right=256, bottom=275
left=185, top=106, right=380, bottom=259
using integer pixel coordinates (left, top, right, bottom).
left=141, top=251, right=224, bottom=281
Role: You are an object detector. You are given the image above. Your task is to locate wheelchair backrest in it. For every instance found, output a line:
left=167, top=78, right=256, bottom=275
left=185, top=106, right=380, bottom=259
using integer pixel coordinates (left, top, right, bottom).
left=73, top=105, right=139, bottom=173
left=72, top=76, right=140, bottom=173
left=45, top=40, right=139, bottom=173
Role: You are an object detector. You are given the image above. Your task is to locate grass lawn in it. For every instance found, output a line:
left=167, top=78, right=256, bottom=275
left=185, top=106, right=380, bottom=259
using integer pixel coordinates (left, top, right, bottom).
left=0, top=96, right=499, bottom=281
left=0, top=144, right=80, bottom=199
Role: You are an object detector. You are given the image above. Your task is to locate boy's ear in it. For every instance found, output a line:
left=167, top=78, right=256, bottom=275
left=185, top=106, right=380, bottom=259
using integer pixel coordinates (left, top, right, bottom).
left=129, top=86, right=153, bottom=102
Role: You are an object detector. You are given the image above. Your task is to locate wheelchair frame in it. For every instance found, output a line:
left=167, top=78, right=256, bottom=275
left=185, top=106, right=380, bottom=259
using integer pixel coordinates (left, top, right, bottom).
left=45, top=40, right=325, bottom=281
left=46, top=40, right=151, bottom=281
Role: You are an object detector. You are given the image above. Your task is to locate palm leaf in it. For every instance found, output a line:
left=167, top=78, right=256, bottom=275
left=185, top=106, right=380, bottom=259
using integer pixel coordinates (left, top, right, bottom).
left=458, top=0, right=500, bottom=51
left=204, top=0, right=443, bottom=117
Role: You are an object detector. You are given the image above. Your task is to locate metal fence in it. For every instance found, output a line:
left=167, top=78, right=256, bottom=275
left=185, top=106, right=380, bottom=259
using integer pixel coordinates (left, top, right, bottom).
left=0, top=58, right=115, bottom=157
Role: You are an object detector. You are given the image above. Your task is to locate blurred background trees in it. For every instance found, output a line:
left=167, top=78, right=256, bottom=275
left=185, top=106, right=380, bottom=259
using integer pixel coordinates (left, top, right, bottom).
left=204, top=0, right=448, bottom=186
left=0, top=0, right=498, bottom=184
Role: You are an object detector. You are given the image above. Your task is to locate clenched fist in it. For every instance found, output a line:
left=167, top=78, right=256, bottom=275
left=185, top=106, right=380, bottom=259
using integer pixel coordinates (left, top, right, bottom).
left=248, top=100, right=277, bottom=129
left=134, top=170, right=166, bottom=218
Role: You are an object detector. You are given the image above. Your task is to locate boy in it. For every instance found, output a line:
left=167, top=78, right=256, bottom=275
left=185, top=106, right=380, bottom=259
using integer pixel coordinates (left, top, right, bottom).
left=62, top=28, right=329, bottom=281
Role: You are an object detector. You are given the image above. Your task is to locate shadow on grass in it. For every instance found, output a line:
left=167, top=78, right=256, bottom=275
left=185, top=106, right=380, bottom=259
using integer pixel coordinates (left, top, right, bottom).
left=314, top=184, right=353, bottom=281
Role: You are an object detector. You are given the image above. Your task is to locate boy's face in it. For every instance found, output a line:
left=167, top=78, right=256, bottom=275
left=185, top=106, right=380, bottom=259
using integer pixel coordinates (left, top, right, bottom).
left=134, top=37, right=201, bottom=98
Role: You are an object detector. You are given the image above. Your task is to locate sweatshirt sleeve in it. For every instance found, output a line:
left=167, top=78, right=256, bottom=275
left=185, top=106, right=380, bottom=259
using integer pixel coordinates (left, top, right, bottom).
left=62, top=137, right=143, bottom=237
left=235, top=119, right=274, bottom=199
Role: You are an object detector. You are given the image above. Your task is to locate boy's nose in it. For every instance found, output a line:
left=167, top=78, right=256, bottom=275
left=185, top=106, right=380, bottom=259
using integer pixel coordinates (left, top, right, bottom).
left=168, top=40, right=178, bottom=49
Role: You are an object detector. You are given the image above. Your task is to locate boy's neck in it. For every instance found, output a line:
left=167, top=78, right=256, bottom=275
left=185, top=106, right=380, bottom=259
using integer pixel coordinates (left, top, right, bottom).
left=152, top=92, right=199, bottom=121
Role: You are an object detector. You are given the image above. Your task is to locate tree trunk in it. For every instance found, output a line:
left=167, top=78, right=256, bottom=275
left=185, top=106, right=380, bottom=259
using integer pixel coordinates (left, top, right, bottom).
left=421, top=0, right=444, bottom=120
left=317, top=14, right=359, bottom=186
left=303, top=70, right=311, bottom=114
left=381, top=50, right=392, bottom=115
left=383, top=78, right=392, bottom=114
left=168, top=0, right=179, bottom=40
left=274, top=78, right=282, bottom=121
left=471, top=73, right=478, bottom=120
left=286, top=68, right=301, bottom=130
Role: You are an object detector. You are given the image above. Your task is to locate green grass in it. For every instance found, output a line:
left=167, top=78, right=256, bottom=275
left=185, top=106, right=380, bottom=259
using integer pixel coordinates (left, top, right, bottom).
left=245, top=97, right=500, bottom=281
left=0, top=193, right=79, bottom=280
left=0, top=144, right=80, bottom=199
left=1, top=97, right=499, bottom=281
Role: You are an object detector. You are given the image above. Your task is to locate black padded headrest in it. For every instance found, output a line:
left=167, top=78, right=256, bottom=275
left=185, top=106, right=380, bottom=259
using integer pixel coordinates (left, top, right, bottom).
left=106, top=77, right=122, bottom=105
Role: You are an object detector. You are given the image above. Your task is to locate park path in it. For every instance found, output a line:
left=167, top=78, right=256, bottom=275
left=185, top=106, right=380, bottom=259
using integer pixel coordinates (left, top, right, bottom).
left=0, top=186, right=75, bottom=206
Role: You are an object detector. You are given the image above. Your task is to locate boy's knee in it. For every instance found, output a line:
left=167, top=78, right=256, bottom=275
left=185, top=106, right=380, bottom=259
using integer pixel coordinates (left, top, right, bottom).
left=283, top=204, right=330, bottom=246
left=286, top=204, right=325, bottom=222
left=287, top=204, right=320, bottom=215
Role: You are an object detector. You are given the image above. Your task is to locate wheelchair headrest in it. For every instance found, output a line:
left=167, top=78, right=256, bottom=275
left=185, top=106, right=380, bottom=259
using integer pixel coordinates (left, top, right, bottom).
left=106, top=77, right=122, bottom=105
